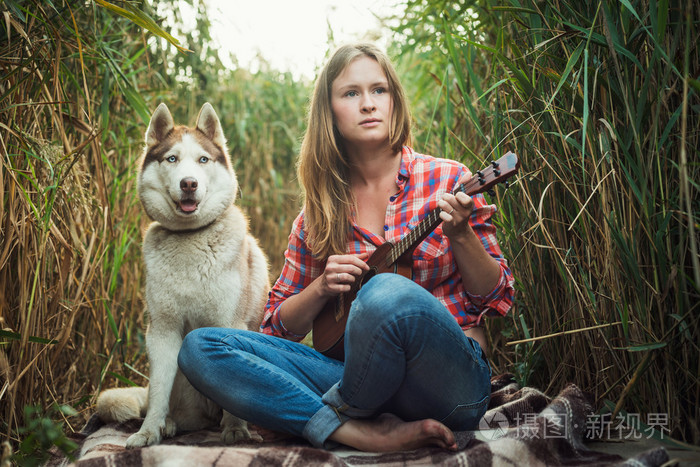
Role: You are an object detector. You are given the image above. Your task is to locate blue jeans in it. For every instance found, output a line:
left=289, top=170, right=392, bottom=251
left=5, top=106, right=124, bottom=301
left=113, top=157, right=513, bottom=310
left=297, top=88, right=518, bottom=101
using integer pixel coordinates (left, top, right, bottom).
left=178, top=273, right=491, bottom=448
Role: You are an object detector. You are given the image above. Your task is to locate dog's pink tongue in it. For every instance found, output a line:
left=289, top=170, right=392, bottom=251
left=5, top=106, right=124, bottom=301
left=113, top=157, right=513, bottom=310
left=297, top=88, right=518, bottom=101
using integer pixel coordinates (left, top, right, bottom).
left=180, top=200, right=197, bottom=212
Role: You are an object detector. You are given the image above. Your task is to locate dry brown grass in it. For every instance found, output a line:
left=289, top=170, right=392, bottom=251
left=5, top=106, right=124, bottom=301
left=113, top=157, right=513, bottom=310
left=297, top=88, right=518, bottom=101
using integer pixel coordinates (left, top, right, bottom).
left=0, top=1, right=307, bottom=455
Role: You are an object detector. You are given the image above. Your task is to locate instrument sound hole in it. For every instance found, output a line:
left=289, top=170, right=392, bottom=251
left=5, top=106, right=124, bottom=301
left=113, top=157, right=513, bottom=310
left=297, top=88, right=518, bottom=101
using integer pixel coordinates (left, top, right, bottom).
left=359, top=268, right=377, bottom=289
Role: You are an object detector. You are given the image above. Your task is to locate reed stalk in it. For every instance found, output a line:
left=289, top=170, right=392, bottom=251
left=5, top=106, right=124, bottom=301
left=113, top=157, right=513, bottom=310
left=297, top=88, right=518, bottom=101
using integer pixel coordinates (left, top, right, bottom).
left=0, top=0, right=308, bottom=453
left=395, top=0, right=699, bottom=443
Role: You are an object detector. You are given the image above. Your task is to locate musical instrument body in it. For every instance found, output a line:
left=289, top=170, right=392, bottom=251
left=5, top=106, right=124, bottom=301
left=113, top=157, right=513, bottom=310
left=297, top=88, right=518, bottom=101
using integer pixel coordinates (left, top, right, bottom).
left=311, top=243, right=412, bottom=360
left=312, top=152, right=520, bottom=361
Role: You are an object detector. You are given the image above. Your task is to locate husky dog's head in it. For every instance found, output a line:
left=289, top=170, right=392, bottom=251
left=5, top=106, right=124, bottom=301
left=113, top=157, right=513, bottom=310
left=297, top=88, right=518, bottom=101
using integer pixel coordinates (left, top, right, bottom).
left=138, top=103, right=237, bottom=231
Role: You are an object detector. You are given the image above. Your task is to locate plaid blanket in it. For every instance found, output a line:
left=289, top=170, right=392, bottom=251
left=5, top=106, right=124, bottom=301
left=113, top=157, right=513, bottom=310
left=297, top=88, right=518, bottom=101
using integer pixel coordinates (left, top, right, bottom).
left=47, top=375, right=669, bottom=466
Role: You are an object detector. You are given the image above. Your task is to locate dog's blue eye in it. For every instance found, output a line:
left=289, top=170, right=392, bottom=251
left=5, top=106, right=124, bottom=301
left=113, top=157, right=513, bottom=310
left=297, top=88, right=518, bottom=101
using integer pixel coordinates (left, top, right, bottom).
left=166, top=155, right=177, bottom=163
left=199, top=156, right=209, bottom=163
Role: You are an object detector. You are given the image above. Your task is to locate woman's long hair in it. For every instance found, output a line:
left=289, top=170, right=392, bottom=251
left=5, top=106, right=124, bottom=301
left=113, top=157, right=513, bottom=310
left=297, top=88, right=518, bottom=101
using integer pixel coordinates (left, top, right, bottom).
left=298, top=43, right=412, bottom=259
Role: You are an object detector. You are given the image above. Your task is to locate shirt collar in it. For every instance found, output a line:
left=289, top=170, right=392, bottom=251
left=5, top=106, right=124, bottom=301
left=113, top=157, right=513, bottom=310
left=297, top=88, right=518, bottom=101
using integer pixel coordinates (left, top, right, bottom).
left=397, top=146, right=415, bottom=183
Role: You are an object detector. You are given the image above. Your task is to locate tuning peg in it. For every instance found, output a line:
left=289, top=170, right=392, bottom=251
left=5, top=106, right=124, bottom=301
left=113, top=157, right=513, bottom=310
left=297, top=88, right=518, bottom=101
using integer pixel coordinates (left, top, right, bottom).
left=504, top=181, right=510, bottom=189
left=487, top=189, right=496, bottom=197
left=491, top=160, right=499, bottom=168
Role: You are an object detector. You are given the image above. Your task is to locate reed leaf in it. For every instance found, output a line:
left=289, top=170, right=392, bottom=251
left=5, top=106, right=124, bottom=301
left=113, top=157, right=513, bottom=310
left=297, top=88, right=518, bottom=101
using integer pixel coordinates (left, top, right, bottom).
left=397, top=0, right=699, bottom=443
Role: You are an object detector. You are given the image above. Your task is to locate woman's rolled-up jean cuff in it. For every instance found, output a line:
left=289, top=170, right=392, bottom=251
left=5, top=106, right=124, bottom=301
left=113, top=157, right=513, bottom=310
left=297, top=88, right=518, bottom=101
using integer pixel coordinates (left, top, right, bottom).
left=303, top=404, right=348, bottom=448
left=322, top=382, right=376, bottom=418
left=304, top=382, right=377, bottom=448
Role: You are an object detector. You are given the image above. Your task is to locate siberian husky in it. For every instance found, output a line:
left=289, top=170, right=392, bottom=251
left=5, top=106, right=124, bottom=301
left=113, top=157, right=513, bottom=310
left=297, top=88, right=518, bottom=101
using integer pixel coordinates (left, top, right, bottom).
left=96, top=102, right=270, bottom=447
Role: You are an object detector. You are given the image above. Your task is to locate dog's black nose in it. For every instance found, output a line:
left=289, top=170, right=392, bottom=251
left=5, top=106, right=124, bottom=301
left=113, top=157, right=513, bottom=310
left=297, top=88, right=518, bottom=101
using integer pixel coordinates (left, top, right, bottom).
left=180, top=177, right=198, bottom=193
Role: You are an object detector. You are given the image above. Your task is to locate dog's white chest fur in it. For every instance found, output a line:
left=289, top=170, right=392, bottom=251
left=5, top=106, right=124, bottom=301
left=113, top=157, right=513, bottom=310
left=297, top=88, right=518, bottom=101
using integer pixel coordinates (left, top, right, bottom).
left=143, top=206, right=252, bottom=331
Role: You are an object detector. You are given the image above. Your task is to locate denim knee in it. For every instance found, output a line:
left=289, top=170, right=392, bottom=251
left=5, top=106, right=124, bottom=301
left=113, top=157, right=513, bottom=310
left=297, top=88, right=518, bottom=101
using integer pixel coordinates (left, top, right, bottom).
left=353, top=273, right=413, bottom=314
left=350, top=273, right=437, bottom=327
left=178, top=328, right=208, bottom=376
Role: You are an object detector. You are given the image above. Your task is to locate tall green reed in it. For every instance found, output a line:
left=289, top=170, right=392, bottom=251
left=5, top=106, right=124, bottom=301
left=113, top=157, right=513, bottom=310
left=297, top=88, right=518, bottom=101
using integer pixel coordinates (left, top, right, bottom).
left=394, top=0, right=698, bottom=442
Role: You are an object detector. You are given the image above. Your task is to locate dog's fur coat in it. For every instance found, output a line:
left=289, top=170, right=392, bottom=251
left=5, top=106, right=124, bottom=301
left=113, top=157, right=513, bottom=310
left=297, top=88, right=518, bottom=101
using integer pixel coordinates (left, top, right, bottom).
left=96, top=103, right=270, bottom=447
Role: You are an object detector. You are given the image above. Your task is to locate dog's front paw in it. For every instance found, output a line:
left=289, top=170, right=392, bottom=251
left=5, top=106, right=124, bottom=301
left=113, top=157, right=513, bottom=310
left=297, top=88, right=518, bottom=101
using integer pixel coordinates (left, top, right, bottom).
left=126, top=428, right=161, bottom=448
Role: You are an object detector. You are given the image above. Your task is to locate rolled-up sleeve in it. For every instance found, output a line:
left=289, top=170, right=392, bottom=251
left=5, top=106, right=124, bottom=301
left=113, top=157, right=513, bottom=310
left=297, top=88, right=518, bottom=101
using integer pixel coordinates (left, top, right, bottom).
left=464, top=194, right=515, bottom=323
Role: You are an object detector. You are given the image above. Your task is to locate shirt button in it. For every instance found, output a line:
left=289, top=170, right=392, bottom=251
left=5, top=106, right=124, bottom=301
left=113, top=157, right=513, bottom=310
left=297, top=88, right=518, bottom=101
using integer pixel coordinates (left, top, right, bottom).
left=384, top=225, right=389, bottom=231
left=389, top=196, right=396, bottom=202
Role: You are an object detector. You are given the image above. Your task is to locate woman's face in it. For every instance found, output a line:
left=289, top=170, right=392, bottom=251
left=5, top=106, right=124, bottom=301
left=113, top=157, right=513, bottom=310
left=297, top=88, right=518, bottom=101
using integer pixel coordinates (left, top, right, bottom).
left=330, top=56, right=393, bottom=152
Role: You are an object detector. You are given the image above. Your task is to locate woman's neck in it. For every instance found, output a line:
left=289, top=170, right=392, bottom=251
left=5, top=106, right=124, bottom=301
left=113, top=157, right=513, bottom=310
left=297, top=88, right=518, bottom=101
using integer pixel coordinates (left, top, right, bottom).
left=347, top=144, right=401, bottom=188
left=348, top=146, right=402, bottom=239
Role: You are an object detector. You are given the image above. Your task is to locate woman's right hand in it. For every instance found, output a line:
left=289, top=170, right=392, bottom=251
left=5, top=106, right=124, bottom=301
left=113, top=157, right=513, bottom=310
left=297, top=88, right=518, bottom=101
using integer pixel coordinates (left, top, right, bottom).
left=320, top=253, right=370, bottom=297
left=276, top=253, right=370, bottom=336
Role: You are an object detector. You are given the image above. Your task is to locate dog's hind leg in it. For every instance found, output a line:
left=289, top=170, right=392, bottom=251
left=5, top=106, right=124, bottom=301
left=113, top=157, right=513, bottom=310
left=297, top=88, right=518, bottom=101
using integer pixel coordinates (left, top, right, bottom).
left=221, top=411, right=263, bottom=444
left=126, top=328, right=181, bottom=448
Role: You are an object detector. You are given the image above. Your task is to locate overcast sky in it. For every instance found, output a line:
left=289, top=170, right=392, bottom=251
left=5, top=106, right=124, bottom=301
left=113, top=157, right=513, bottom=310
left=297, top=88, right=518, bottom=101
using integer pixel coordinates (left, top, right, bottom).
left=204, top=0, right=404, bottom=78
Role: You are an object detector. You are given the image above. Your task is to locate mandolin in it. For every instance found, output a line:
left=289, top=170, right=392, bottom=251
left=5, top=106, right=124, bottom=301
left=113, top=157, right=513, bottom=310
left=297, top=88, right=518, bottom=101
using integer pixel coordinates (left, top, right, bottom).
left=312, top=151, right=520, bottom=361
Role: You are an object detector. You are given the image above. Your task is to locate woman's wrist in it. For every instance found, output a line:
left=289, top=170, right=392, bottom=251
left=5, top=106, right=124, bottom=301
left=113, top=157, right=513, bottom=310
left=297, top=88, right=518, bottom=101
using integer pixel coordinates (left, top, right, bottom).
left=449, top=226, right=502, bottom=297
left=445, top=223, right=477, bottom=246
left=278, top=278, right=331, bottom=334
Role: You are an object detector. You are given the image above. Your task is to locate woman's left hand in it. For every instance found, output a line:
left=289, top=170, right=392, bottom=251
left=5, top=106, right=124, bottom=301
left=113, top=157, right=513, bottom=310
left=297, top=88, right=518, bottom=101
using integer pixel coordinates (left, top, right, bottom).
left=438, top=171, right=474, bottom=240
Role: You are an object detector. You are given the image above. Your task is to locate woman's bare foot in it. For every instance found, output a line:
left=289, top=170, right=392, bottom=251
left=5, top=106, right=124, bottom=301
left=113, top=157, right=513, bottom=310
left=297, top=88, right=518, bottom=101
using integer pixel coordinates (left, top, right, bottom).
left=329, top=413, right=457, bottom=452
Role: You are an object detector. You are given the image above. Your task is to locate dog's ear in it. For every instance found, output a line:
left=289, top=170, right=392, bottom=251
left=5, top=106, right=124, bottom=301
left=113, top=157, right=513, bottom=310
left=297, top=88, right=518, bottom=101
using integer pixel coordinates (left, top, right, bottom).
left=196, top=103, right=226, bottom=149
left=145, top=103, right=174, bottom=147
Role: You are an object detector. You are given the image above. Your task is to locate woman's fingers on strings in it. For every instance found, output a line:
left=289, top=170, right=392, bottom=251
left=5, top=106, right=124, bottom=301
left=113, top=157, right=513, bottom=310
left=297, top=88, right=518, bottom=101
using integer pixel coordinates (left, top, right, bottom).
left=439, top=192, right=474, bottom=222
left=350, top=253, right=371, bottom=270
left=328, top=253, right=370, bottom=270
left=439, top=195, right=457, bottom=220
left=455, top=192, right=474, bottom=218
left=455, top=191, right=473, bottom=207
left=459, top=170, right=473, bottom=184
left=335, top=263, right=368, bottom=286
left=324, top=254, right=370, bottom=294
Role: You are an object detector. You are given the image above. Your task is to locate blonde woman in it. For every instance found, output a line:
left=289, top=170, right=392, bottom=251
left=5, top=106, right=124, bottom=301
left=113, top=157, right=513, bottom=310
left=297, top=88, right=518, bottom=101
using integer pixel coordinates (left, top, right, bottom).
left=179, top=43, right=514, bottom=452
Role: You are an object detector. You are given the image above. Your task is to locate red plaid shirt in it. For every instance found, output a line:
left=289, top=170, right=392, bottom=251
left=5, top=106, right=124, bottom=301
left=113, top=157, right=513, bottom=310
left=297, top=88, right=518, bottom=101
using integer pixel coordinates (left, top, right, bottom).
left=261, top=147, right=514, bottom=340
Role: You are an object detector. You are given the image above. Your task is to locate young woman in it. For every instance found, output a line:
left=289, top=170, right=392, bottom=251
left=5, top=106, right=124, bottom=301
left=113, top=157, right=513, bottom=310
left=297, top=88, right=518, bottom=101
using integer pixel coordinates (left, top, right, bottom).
left=178, top=43, right=514, bottom=452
